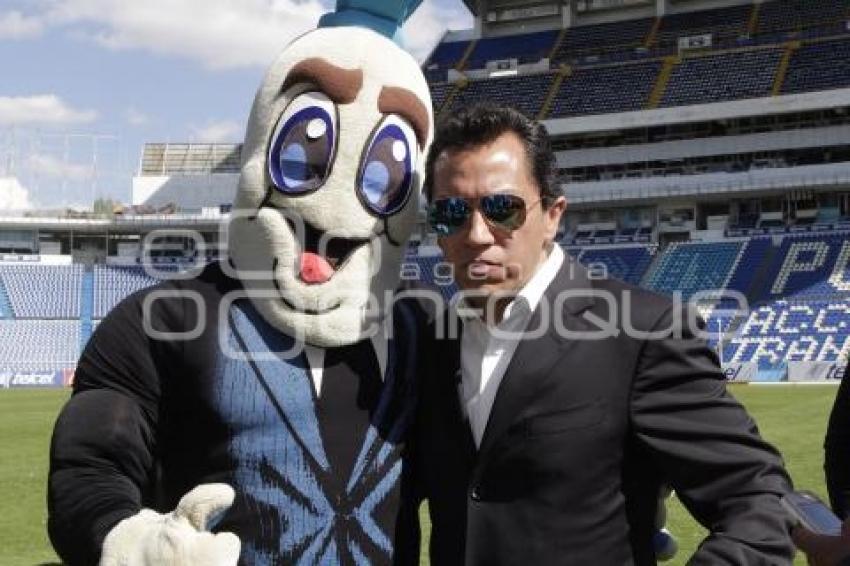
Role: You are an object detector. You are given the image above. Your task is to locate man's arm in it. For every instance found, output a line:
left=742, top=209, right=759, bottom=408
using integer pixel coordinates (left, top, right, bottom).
left=48, top=292, right=163, bottom=565
left=630, top=304, right=795, bottom=565
left=826, top=365, right=850, bottom=518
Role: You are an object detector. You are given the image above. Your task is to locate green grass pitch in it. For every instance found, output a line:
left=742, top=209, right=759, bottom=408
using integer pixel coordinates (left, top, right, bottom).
left=0, top=384, right=838, bottom=565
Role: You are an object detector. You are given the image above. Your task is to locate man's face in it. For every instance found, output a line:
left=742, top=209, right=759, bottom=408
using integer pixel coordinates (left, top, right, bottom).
left=432, top=131, right=566, bottom=299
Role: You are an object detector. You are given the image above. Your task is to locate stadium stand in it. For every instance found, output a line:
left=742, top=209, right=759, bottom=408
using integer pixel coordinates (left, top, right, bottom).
left=757, top=0, right=850, bottom=36
left=728, top=300, right=850, bottom=365
left=0, top=265, right=83, bottom=319
left=93, top=265, right=172, bottom=318
left=692, top=304, right=744, bottom=361
left=403, top=253, right=458, bottom=302
left=723, top=237, right=774, bottom=301
left=660, top=48, right=783, bottom=107
left=425, top=39, right=471, bottom=69
left=465, top=30, right=558, bottom=69
left=574, top=244, right=657, bottom=286
left=644, top=241, right=745, bottom=301
left=449, top=73, right=556, bottom=119
left=429, top=82, right=455, bottom=113
left=655, top=4, right=752, bottom=49
left=0, top=235, right=844, bottom=373
left=752, top=232, right=850, bottom=302
left=0, top=320, right=80, bottom=371
left=662, top=231, right=850, bottom=369
left=782, top=38, right=850, bottom=94
left=417, top=0, right=850, bottom=119
left=8, top=0, right=850, bottom=383
left=552, top=18, right=654, bottom=60
left=548, top=61, right=661, bottom=117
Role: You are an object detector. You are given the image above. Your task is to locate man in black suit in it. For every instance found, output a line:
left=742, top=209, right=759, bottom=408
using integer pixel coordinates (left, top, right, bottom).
left=413, top=103, right=795, bottom=565
left=791, top=366, right=850, bottom=565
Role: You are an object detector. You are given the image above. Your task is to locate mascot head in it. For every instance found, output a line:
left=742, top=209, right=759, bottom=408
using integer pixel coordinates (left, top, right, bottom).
left=228, top=0, right=433, bottom=347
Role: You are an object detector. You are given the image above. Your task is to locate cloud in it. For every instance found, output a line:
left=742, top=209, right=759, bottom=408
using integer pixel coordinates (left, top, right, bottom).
left=126, top=106, right=149, bottom=126
left=0, top=177, right=33, bottom=210
left=44, top=0, right=328, bottom=70
left=0, top=95, right=97, bottom=126
left=191, top=120, right=243, bottom=143
left=27, top=154, right=93, bottom=181
left=39, top=0, right=469, bottom=68
left=401, top=0, right=472, bottom=63
left=0, top=10, right=45, bottom=40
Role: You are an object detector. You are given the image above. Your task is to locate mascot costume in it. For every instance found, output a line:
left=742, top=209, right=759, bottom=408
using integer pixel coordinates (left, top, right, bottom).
left=47, top=1, right=433, bottom=564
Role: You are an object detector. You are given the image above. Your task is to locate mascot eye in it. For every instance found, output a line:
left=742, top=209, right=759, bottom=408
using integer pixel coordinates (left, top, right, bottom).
left=268, top=91, right=337, bottom=194
left=357, top=115, right=416, bottom=216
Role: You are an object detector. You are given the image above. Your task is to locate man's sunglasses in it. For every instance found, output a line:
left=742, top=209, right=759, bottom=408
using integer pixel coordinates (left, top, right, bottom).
left=427, top=194, right=547, bottom=236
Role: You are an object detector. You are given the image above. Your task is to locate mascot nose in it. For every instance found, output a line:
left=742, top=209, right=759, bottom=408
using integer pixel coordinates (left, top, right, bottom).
left=300, top=252, right=335, bottom=284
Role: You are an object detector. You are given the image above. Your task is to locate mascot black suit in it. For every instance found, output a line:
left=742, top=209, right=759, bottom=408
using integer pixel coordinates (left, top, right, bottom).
left=47, top=1, right=433, bottom=564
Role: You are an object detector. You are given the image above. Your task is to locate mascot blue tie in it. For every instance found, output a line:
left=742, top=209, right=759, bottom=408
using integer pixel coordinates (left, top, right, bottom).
left=317, top=340, right=383, bottom=503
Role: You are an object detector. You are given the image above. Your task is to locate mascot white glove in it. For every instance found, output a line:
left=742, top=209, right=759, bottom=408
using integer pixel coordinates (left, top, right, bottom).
left=99, top=483, right=240, bottom=566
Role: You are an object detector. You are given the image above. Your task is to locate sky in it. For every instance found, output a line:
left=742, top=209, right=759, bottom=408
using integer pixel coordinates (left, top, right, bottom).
left=0, top=0, right=472, bottom=210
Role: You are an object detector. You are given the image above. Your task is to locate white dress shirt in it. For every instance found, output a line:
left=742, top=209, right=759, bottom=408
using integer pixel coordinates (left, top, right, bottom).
left=456, top=245, right=564, bottom=448
left=303, top=327, right=388, bottom=397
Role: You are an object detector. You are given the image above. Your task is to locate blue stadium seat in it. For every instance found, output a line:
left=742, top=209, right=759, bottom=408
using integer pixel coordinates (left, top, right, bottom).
left=661, top=49, right=783, bottom=107
left=782, top=38, right=850, bottom=95
left=0, top=265, right=83, bottom=319
left=429, top=82, right=454, bottom=112
left=727, top=300, right=850, bottom=364
left=552, top=18, right=654, bottom=61
left=645, top=241, right=745, bottom=300
left=426, top=40, right=471, bottom=68
left=724, top=237, right=773, bottom=300
left=402, top=253, right=458, bottom=303
left=549, top=61, right=661, bottom=117
left=93, top=265, right=174, bottom=318
left=698, top=306, right=743, bottom=356
left=577, top=244, right=657, bottom=285
left=755, top=232, right=850, bottom=302
left=424, top=68, right=448, bottom=83
left=465, top=30, right=559, bottom=69
left=449, top=73, right=555, bottom=119
left=758, top=0, right=849, bottom=35
left=0, top=320, right=80, bottom=371
left=656, top=4, right=752, bottom=48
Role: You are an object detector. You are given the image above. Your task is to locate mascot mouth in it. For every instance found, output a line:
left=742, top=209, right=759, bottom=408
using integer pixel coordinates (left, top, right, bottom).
left=285, top=217, right=369, bottom=285
left=272, top=257, right=342, bottom=314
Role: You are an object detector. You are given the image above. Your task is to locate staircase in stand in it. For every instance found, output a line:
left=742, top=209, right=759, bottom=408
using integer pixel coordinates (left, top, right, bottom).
left=79, top=266, right=94, bottom=353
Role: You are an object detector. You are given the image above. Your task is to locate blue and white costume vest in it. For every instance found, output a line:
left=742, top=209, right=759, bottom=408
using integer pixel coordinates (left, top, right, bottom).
left=212, top=300, right=420, bottom=564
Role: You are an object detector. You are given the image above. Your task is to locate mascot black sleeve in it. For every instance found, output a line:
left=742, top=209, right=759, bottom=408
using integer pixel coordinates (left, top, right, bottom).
left=48, top=285, right=180, bottom=565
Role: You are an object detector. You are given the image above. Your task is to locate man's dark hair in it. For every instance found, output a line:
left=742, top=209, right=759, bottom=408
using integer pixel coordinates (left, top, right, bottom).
left=423, top=102, right=560, bottom=207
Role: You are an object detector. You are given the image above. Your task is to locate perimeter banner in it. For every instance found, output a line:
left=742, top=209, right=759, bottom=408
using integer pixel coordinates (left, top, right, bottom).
left=0, top=369, right=75, bottom=388
left=787, top=362, right=847, bottom=382
left=721, top=363, right=757, bottom=382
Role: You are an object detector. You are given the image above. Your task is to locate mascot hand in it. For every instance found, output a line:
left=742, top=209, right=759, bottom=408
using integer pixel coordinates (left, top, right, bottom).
left=100, top=483, right=240, bottom=566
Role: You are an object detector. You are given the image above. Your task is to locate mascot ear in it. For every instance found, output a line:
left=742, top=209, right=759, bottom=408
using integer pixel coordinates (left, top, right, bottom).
left=318, top=0, right=423, bottom=42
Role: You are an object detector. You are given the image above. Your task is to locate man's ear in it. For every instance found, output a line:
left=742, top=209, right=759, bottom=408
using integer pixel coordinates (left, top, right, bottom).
left=544, top=196, right=567, bottom=242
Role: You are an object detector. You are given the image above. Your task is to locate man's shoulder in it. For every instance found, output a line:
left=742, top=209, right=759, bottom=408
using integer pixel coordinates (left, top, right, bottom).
left=559, top=260, right=679, bottom=333
left=592, top=274, right=672, bottom=310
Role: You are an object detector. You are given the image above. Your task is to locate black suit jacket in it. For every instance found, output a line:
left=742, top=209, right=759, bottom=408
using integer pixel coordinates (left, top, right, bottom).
left=414, top=259, right=795, bottom=565
left=826, top=365, right=850, bottom=517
